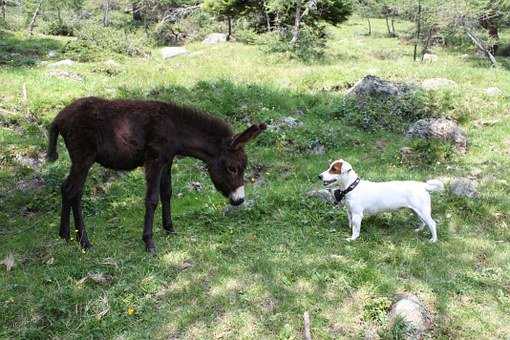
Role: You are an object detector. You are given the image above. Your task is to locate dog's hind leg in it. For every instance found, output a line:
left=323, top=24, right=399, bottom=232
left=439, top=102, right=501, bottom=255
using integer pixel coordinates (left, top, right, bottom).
left=411, top=206, right=437, bottom=243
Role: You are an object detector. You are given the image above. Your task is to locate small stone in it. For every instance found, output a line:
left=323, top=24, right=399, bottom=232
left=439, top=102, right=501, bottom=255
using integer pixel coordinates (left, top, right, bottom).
left=47, top=50, right=57, bottom=58
left=16, top=177, right=45, bottom=191
left=310, top=140, right=325, bottom=155
left=187, top=181, right=203, bottom=192
left=484, top=87, right=503, bottom=97
left=450, top=178, right=478, bottom=198
left=421, top=78, right=457, bottom=91
left=47, top=59, right=76, bottom=68
left=48, top=70, right=84, bottom=81
left=389, top=294, right=431, bottom=338
left=422, top=53, right=438, bottom=63
left=269, top=116, right=303, bottom=130
left=306, top=189, right=335, bottom=204
left=223, top=199, right=255, bottom=214
left=202, top=33, right=228, bottom=44
left=160, top=47, right=188, bottom=59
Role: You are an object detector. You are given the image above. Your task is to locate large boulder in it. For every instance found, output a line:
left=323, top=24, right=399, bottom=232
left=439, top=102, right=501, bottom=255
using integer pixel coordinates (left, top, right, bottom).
left=421, top=78, right=456, bottom=91
left=406, top=118, right=467, bottom=152
left=202, top=33, right=227, bottom=45
left=160, top=47, right=188, bottom=59
left=346, top=75, right=415, bottom=98
left=48, top=70, right=84, bottom=81
left=389, top=294, right=431, bottom=339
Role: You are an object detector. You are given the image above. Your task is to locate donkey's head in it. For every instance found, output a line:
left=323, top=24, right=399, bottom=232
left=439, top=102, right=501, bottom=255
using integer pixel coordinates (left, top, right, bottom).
left=207, top=123, right=266, bottom=206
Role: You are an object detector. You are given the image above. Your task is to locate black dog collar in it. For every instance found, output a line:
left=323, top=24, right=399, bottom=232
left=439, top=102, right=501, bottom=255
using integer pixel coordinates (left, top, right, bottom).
left=333, top=177, right=360, bottom=204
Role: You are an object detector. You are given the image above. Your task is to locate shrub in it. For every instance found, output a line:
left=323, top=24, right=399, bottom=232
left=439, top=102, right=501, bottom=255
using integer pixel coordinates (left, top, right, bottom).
left=63, top=24, right=150, bottom=61
left=261, top=24, right=328, bottom=60
left=41, top=20, right=77, bottom=36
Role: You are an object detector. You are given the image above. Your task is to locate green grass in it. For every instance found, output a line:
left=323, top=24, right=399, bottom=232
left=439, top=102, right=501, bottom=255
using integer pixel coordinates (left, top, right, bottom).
left=1, top=18, right=510, bottom=338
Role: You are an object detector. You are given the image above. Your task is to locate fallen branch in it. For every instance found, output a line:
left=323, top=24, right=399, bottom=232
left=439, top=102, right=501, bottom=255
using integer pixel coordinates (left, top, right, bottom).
left=27, top=0, right=44, bottom=35
left=466, top=30, right=497, bottom=67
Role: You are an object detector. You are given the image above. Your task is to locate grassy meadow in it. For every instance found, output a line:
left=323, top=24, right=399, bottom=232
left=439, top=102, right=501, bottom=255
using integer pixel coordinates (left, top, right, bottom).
left=1, top=18, right=510, bottom=338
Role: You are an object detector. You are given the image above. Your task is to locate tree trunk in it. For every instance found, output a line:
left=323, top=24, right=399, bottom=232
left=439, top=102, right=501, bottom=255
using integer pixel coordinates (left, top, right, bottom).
left=391, top=18, right=396, bottom=36
left=1, top=0, right=6, bottom=23
left=290, top=0, right=302, bottom=44
left=103, top=0, right=110, bottom=27
left=367, top=18, right=371, bottom=36
left=132, top=2, right=142, bottom=22
left=227, top=16, right=232, bottom=41
left=413, top=0, right=422, bottom=61
left=27, top=0, right=44, bottom=35
left=385, top=16, right=391, bottom=36
left=421, top=27, right=433, bottom=61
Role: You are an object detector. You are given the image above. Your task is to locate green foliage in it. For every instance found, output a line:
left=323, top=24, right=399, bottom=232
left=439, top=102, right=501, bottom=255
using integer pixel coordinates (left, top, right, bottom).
left=400, top=139, right=456, bottom=167
left=261, top=24, right=328, bottom=60
left=63, top=25, right=150, bottom=61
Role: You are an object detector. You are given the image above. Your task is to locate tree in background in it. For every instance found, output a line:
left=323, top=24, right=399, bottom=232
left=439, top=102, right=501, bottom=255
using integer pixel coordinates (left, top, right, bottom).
left=202, top=0, right=256, bottom=40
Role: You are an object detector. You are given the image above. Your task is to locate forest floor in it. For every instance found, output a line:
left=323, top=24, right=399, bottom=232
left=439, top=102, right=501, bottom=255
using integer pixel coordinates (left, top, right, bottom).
left=1, top=18, right=510, bottom=338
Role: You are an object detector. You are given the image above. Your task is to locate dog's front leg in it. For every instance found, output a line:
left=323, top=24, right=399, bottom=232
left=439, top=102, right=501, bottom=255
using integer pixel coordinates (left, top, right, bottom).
left=346, top=213, right=362, bottom=241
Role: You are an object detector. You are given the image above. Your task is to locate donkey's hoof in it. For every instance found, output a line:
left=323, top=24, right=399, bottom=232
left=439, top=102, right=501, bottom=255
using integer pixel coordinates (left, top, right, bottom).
left=59, top=230, right=70, bottom=241
left=146, top=246, right=157, bottom=256
left=80, top=241, right=93, bottom=250
left=163, top=226, right=176, bottom=235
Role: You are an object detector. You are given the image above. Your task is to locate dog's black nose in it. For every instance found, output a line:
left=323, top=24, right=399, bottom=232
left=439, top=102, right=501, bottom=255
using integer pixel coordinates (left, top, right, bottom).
left=318, top=175, right=322, bottom=180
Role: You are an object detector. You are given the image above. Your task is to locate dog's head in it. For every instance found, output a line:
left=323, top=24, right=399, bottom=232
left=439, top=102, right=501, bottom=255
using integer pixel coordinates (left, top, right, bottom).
left=318, top=159, right=353, bottom=186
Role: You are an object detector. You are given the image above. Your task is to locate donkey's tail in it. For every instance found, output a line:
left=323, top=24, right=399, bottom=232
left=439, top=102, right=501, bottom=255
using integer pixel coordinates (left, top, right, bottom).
left=47, top=121, right=60, bottom=162
left=424, top=179, right=444, bottom=193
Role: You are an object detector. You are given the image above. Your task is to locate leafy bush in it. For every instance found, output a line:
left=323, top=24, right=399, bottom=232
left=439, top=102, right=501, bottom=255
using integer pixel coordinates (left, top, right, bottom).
left=63, top=24, right=150, bottom=61
left=399, top=139, right=455, bottom=167
left=41, top=20, right=77, bottom=36
left=261, top=24, right=328, bottom=60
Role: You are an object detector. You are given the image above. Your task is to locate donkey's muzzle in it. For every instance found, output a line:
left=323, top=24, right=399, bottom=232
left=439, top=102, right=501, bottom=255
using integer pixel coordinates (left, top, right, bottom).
left=229, top=186, right=245, bottom=206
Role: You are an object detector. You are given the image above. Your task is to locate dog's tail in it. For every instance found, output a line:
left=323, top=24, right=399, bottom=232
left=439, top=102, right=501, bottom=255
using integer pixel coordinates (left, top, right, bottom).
left=47, top=121, right=60, bottom=162
left=424, top=179, right=444, bottom=192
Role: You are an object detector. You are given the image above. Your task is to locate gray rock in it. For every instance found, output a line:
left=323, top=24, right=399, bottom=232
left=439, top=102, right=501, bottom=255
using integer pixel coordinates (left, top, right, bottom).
left=160, top=47, right=189, bottom=59
left=48, top=70, right=84, bottom=81
left=16, top=177, right=45, bottom=191
left=47, top=59, right=76, bottom=68
left=187, top=181, right=203, bottom=192
left=450, top=177, right=478, bottom=198
left=422, top=53, right=438, bottom=63
left=202, top=33, right=228, bottom=45
left=15, top=153, right=45, bottom=169
left=269, top=117, right=303, bottom=131
left=389, top=294, right=431, bottom=339
left=306, top=189, right=335, bottom=204
left=310, top=140, right=325, bottom=155
left=406, top=118, right=467, bottom=151
left=484, top=87, right=503, bottom=97
left=47, top=50, right=57, bottom=58
left=223, top=199, right=255, bottom=214
left=346, top=75, right=415, bottom=97
left=421, top=78, right=456, bottom=91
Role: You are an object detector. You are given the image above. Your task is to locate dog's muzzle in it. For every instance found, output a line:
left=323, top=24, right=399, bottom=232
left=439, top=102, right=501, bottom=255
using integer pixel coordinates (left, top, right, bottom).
left=229, top=186, right=245, bottom=206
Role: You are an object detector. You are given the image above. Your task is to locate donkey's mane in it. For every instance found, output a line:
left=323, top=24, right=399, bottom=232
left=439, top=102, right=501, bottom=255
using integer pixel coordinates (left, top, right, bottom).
left=162, top=101, right=233, bottom=139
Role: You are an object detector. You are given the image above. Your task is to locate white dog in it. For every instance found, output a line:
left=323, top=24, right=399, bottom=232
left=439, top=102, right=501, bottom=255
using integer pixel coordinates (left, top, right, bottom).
left=319, top=159, right=444, bottom=242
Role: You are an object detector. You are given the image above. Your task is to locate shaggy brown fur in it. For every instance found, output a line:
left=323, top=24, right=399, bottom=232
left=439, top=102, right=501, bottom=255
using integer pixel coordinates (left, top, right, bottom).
left=48, top=97, right=266, bottom=253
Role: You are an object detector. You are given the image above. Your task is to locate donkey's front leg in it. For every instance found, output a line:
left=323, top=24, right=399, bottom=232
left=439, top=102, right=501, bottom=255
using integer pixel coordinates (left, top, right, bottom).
left=143, top=158, right=165, bottom=254
left=160, top=160, right=175, bottom=234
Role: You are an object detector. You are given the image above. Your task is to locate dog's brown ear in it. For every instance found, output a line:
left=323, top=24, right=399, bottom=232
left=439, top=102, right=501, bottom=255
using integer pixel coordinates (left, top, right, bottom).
left=330, top=161, right=343, bottom=174
left=231, top=123, right=267, bottom=149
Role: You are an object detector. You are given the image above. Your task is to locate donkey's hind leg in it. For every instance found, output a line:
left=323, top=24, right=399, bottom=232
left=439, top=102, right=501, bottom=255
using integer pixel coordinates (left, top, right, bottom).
left=160, top=161, right=175, bottom=234
left=71, top=162, right=93, bottom=249
left=61, top=159, right=94, bottom=249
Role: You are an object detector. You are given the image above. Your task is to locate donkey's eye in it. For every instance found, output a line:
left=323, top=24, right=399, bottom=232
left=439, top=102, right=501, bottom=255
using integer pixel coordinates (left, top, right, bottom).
left=228, top=166, right=237, bottom=174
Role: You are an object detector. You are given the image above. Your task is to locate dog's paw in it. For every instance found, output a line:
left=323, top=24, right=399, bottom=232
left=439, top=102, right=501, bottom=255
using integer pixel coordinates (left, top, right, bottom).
left=429, top=238, right=438, bottom=243
left=345, top=237, right=358, bottom=242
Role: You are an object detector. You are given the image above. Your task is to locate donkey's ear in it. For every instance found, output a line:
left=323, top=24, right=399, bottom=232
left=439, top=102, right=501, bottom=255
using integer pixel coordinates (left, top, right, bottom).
left=231, top=123, right=267, bottom=149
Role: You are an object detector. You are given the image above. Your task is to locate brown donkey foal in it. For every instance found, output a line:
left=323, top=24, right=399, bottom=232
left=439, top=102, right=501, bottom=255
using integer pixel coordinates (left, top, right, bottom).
left=47, top=97, right=266, bottom=254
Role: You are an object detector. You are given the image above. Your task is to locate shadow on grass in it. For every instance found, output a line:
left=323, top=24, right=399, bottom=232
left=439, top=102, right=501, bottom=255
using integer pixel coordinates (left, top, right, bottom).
left=0, top=30, right=64, bottom=67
